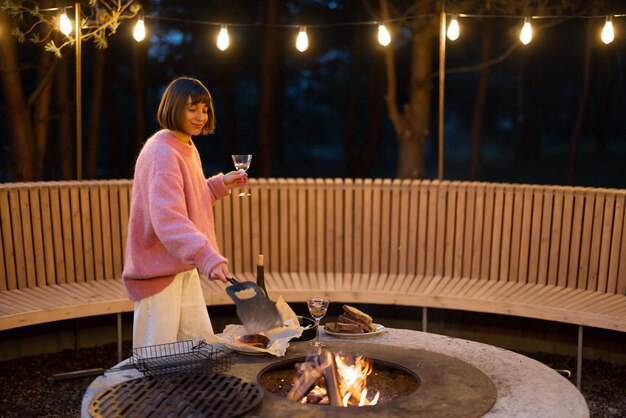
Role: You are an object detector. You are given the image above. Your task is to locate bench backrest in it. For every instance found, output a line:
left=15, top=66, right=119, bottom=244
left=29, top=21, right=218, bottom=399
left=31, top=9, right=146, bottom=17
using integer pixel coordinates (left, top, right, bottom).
left=0, top=180, right=131, bottom=291
left=2, top=179, right=625, bottom=296
left=217, top=179, right=626, bottom=296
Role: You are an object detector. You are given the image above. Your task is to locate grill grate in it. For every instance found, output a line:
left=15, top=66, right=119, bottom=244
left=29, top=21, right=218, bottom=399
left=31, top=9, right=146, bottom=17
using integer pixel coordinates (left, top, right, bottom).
left=89, top=372, right=264, bottom=418
left=130, top=339, right=230, bottom=377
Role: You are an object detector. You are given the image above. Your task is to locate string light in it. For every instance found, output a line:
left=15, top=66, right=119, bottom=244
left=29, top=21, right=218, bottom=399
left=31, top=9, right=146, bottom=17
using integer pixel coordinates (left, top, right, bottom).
left=217, top=25, right=229, bottom=51
left=520, top=17, right=532, bottom=45
left=601, top=16, right=614, bottom=44
left=59, top=9, right=73, bottom=36
left=447, top=15, right=460, bottom=41
left=133, top=17, right=146, bottom=42
left=377, top=24, right=391, bottom=46
left=296, top=26, right=309, bottom=52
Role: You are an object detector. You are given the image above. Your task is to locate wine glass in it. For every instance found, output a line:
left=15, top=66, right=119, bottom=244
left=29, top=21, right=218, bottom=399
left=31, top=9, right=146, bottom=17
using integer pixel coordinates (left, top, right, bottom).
left=307, top=297, right=330, bottom=347
left=231, top=154, right=252, bottom=196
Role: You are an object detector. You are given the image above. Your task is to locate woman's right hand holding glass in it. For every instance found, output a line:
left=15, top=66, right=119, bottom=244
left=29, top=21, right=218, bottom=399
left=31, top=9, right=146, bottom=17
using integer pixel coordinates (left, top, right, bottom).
left=223, top=170, right=248, bottom=189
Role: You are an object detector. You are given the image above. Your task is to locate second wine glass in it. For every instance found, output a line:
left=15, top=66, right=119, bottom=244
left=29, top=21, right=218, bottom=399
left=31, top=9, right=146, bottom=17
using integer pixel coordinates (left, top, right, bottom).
left=307, top=297, right=330, bottom=347
left=231, top=154, right=252, bottom=196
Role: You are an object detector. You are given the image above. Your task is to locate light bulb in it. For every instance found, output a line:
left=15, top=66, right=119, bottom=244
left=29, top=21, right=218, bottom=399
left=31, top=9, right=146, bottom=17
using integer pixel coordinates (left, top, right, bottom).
left=217, top=25, right=230, bottom=51
left=59, top=11, right=73, bottom=36
left=133, top=18, right=146, bottom=42
left=447, top=15, right=460, bottom=41
left=601, top=16, right=614, bottom=44
left=378, top=24, right=391, bottom=46
left=296, top=27, right=308, bottom=52
left=520, top=18, right=532, bottom=45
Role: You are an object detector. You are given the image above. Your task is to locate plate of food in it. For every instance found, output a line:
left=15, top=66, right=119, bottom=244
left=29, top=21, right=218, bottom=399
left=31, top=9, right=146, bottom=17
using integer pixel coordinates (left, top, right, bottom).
left=228, top=334, right=272, bottom=355
left=323, top=305, right=386, bottom=338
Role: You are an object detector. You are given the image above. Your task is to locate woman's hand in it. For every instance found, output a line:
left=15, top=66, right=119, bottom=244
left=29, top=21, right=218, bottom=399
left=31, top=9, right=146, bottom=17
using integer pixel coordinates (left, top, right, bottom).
left=209, top=262, right=231, bottom=283
left=223, top=170, right=248, bottom=189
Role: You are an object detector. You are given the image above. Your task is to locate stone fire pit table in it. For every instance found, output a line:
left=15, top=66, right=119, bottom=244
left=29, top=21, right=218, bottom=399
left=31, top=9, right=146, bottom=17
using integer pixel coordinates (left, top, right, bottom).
left=81, top=328, right=588, bottom=418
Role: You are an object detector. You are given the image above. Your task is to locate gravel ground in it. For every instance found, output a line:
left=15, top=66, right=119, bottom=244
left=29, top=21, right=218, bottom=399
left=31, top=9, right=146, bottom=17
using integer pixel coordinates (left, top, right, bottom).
left=0, top=343, right=624, bottom=418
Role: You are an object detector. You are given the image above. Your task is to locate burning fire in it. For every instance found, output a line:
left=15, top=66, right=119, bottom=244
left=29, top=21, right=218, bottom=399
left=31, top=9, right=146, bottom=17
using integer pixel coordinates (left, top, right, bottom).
left=288, top=350, right=380, bottom=407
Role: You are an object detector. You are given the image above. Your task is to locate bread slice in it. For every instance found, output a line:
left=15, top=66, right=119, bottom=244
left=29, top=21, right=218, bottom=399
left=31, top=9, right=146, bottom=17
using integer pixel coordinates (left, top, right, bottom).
left=338, top=314, right=377, bottom=333
left=324, top=322, right=339, bottom=332
left=342, top=305, right=373, bottom=324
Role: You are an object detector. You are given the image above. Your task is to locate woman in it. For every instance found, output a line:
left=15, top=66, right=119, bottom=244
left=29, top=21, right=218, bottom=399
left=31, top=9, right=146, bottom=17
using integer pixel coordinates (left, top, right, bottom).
left=123, top=76, right=247, bottom=348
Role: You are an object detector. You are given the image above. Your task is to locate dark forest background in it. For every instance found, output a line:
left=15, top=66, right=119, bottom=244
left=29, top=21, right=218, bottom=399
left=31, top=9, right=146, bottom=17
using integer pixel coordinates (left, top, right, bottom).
left=1, top=0, right=625, bottom=188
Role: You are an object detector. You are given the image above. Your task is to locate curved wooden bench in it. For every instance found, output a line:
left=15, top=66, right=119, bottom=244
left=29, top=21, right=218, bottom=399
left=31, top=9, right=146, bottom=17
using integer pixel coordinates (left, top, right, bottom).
left=1, top=178, right=625, bottom=387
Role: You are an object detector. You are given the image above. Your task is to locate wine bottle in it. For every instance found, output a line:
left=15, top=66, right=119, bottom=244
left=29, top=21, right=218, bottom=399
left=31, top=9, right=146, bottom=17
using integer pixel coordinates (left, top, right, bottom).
left=257, top=254, right=269, bottom=298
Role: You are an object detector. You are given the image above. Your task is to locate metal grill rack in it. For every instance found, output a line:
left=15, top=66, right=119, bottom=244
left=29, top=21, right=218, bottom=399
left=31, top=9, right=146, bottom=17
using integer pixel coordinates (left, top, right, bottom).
left=130, top=339, right=231, bottom=377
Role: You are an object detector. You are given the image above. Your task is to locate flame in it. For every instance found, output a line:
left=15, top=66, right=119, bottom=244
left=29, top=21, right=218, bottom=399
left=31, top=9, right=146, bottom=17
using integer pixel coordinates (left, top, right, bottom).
left=296, top=354, right=380, bottom=407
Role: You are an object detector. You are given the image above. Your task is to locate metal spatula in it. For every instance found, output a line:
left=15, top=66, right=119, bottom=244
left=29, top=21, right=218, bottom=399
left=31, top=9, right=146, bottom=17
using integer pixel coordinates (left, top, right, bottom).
left=225, top=277, right=283, bottom=334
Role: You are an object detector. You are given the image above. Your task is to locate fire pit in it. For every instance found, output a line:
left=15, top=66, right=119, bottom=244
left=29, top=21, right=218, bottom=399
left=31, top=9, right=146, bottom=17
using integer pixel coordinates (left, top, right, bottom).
left=258, top=353, right=419, bottom=406
left=82, top=328, right=589, bottom=418
left=230, top=341, right=497, bottom=417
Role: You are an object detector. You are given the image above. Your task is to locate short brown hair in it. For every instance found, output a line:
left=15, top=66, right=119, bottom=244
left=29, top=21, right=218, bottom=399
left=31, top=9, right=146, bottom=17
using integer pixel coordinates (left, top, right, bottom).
left=157, top=77, right=215, bottom=135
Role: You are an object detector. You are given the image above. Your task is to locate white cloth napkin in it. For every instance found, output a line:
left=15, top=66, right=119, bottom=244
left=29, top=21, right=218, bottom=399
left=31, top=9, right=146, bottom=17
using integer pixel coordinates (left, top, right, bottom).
left=216, top=296, right=303, bottom=356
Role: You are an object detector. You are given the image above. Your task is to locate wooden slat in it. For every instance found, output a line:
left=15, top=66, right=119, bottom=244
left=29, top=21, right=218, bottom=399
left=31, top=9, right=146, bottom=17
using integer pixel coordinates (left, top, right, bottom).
left=360, top=179, right=373, bottom=278
left=230, top=180, right=244, bottom=273
left=406, top=180, right=419, bottom=277
left=536, top=188, right=553, bottom=286
left=499, top=187, right=514, bottom=282
left=9, top=188, right=27, bottom=289
left=78, top=184, right=95, bottom=282
left=343, top=178, right=354, bottom=281
left=444, top=182, right=457, bottom=278
left=597, top=194, right=615, bottom=294
left=89, top=183, right=105, bottom=281
left=379, top=179, right=392, bottom=277
left=59, top=185, right=75, bottom=283
left=518, top=187, right=534, bottom=284
left=425, top=181, right=438, bottom=278
left=369, top=179, right=382, bottom=279
left=607, top=194, right=625, bottom=294
left=453, top=183, right=466, bottom=278
left=108, top=183, right=123, bottom=279
left=268, top=178, right=283, bottom=288
left=527, top=187, right=544, bottom=284
left=435, top=181, right=447, bottom=277
left=315, top=179, right=325, bottom=275
left=489, top=185, right=504, bottom=281
left=333, top=178, right=344, bottom=279
left=462, top=183, right=475, bottom=278
left=26, top=187, right=46, bottom=288
left=397, top=179, right=411, bottom=277
left=576, top=191, right=596, bottom=290
left=417, top=180, right=429, bottom=277
left=567, top=191, right=585, bottom=289
left=617, top=198, right=626, bottom=295
left=69, top=185, right=86, bottom=283
left=278, top=179, right=290, bottom=282
left=587, top=192, right=605, bottom=292
left=547, top=189, right=563, bottom=287
left=295, top=179, right=309, bottom=289
left=0, top=187, right=16, bottom=290
left=480, top=183, right=494, bottom=281
left=36, top=187, right=56, bottom=286
left=388, top=179, right=401, bottom=277
left=16, top=188, right=35, bottom=289
left=470, top=183, right=484, bottom=279
left=557, top=190, right=574, bottom=287
left=98, top=184, right=113, bottom=281
left=305, top=179, right=317, bottom=275
left=508, top=187, right=524, bottom=283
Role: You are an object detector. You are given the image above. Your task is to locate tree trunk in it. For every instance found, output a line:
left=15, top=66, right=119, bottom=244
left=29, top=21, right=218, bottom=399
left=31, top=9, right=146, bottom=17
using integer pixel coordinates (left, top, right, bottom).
left=55, top=54, right=74, bottom=179
left=380, top=0, right=434, bottom=179
left=344, top=0, right=364, bottom=176
left=86, top=48, right=105, bottom=178
left=256, top=0, right=279, bottom=177
left=33, top=48, right=56, bottom=179
left=354, top=49, right=384, bottom=177
left=469, top=22, right=492, bottom=180
left=105, top=46, right=123, bottom=177
left=0, top=12, right=36, bottom=181
left=567, top=21, right=593, bottom=185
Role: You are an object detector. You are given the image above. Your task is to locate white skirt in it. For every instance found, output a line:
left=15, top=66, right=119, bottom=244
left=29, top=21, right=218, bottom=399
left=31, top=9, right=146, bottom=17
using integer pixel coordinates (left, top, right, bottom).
left=132, top=269, right=215, bottom=348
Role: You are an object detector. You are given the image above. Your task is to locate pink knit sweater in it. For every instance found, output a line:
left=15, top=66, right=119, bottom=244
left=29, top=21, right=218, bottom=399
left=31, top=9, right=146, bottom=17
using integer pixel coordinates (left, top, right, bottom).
left=122, top=130, right=230, bottom=301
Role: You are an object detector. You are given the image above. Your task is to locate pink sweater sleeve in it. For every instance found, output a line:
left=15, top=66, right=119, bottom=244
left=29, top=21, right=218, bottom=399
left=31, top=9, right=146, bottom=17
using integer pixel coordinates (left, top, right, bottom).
left=149, top=173, right=227, bottom=277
